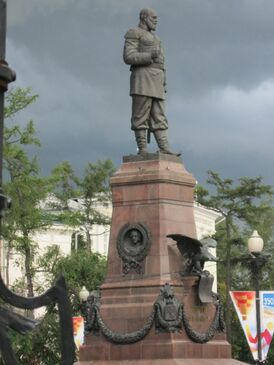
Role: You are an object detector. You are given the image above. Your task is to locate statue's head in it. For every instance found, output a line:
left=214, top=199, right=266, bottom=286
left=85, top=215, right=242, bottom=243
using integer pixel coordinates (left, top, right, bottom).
left=129, top=229, right=141, bottom=245
left=139, top=8, right=157, bottom=31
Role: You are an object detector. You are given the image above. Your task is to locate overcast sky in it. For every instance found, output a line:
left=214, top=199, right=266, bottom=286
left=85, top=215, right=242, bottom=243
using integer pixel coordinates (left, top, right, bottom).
left=5, top=0, right=274, bottom=187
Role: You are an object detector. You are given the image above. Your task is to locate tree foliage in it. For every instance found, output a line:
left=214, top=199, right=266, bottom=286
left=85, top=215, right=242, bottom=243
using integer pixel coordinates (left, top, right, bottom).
left=197, top=170, right=274, bottom=358
left=0, top=87, right=110, bottom=364
left=51, top=159, right=115, bottom=249
left=0, top=250, right=107, bottom=365
left=3, top=88, right=55, bottom=298
left=52, top=250, right=107, bottom=313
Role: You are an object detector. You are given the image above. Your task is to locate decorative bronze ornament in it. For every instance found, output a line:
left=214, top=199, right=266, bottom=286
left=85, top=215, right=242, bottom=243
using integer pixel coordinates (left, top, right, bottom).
left=117, top=223, right=151, bottom=274
left=154, top=283, right=183, bottom=333
left=84, top=283, right=226, bottom=344
left=167, top=234, right=218, bottom=303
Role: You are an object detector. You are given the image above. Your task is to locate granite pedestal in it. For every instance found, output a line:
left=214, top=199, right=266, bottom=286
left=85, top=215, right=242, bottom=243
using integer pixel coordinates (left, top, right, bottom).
left=76, top=154, right=249, bottom=365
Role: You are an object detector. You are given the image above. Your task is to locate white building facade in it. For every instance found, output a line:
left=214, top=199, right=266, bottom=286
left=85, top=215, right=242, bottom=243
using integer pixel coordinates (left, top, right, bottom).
left=2, top=202, right=220, bottom=290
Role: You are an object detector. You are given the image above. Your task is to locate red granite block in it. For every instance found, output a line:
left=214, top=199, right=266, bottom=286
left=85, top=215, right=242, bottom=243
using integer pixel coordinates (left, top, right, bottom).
left=110, top=343, right=141, bottom=361
left=78, top=156, right=232, bottom=363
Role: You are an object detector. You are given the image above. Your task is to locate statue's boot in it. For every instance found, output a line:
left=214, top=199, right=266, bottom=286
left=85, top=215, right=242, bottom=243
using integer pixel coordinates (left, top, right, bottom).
left=154, top=129, right=181, bottom=156
left=135, top=129, right=148, bottom=155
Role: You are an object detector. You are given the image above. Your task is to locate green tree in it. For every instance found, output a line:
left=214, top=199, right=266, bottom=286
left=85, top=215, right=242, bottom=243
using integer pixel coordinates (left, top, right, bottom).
left=196, top=170, right=273, bottom=342
left=51, top=161, right=80, bottom=211
left=52, top=250, right=107, bottom=312
left=0, top=87, right=110, bottom=365
left=3, top=88, right=55, bottom=300
left=3, top=310, right=64, bottom=365
left=52, top=159, right=115, bottom=250
left=0, top=250, right=107, bottom=365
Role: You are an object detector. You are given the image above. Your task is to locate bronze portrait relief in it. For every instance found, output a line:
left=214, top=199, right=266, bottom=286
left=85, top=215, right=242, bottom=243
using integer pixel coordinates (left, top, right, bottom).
left=117, top=223, right=151, bottom=274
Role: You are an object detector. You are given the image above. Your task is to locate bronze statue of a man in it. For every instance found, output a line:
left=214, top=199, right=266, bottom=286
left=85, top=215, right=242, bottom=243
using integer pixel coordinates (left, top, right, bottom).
left=123, top=8, right=179, bottom=156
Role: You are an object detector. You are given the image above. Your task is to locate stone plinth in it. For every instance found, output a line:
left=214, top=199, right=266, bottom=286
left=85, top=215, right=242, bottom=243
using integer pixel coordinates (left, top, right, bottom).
left=77, top=154, right=247, bottom=364
left=104, top=153, right=197, bottom=287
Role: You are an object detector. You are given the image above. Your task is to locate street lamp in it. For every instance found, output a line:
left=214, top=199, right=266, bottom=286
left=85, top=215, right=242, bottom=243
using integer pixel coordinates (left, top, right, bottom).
left=79, top=286, right=89, bottom=320
left=79, top=286, right=89, bottom=302
left=248, top=230, right=264, bottom=255
left=247, top=230, right=267, bottom=365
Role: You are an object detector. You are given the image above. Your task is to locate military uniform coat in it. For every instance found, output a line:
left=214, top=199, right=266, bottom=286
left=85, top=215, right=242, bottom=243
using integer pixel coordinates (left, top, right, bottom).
left=123, top=26, right=166, bottom=100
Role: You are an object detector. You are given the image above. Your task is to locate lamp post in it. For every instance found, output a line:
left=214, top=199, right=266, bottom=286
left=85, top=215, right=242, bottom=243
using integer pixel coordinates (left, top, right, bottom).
left=0, top=0, right=15, bottom=220
left=79, top=286, right=89, bottom=320
left=247, top=230, right=268, bottom=365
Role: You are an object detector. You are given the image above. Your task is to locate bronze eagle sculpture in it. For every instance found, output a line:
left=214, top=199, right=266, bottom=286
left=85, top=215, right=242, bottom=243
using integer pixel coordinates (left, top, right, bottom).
left=167, top=234, right=218, bottom=275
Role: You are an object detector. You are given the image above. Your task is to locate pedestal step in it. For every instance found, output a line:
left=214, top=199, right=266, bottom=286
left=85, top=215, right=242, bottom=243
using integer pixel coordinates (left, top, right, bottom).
left=75, top=358, right=250, bottom=365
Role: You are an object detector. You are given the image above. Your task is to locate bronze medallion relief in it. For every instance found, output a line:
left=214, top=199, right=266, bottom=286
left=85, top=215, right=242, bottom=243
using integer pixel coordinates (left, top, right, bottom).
left=117, top=223, right=151, bottom=274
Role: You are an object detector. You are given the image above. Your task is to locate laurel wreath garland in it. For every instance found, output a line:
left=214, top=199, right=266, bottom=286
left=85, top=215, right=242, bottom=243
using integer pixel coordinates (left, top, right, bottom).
left=181, top=302, right=226, bottom=343
left=85, top=298, right=226, bottom=344
left=94, top=306, right=155, bottom=344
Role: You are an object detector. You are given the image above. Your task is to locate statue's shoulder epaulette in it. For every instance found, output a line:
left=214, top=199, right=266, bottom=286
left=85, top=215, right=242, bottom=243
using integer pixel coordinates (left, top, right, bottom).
left=124, top=27, right=143, bottom=40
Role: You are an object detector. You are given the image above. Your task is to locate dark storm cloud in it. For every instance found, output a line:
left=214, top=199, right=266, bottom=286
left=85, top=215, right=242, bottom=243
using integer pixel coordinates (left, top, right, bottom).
left=5, top=0, right=274, bottom=185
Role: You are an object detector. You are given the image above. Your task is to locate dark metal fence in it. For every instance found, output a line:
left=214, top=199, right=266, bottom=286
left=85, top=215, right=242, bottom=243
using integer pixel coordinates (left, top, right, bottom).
left=0, top=276, right=75, bottom=365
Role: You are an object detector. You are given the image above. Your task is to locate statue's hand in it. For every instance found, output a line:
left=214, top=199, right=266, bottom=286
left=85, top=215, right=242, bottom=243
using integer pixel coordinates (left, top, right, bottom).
left=151, top=48, right=160, bottom=60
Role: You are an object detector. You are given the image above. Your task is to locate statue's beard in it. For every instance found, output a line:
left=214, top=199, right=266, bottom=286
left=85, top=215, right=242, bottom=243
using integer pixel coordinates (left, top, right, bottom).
left=146, top=20, right=157, bottom=31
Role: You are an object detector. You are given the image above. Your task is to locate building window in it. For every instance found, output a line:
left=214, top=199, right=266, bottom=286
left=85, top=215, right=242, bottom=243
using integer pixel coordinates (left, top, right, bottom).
left=71, top=232, right=87, bottom=252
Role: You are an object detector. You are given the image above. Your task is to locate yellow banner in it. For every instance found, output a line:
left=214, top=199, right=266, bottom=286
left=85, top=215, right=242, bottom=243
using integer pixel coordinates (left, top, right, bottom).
left=72, top=316, right=84, bottom=350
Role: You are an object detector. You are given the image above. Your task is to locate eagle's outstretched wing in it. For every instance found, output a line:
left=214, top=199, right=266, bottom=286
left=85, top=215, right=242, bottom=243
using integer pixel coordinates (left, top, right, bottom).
left=167, top=234, right=202, bottom=258
left=200, top=237, right=217, bottom=248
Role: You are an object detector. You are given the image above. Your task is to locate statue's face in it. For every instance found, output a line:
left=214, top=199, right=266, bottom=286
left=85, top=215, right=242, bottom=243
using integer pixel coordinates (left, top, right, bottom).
left=145, top=10, right=158, bottom=31
left=130, top=230, right=140, bottom=245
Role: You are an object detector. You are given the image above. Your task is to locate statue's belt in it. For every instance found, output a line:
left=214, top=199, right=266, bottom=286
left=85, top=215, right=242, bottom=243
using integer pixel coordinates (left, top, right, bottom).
left=150, top=63, right=164, bottom=70
left=131, top=63, right=164, bottom=71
